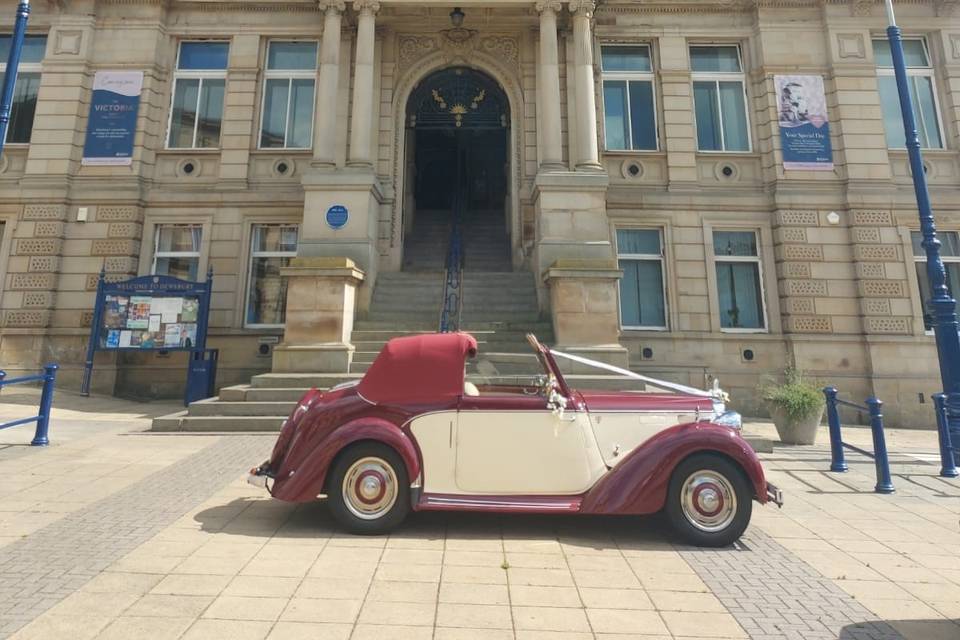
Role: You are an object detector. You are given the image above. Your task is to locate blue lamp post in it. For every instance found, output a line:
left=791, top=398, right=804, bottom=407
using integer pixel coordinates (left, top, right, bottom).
left=0, top=0, right=31, bottom=159
left=884, top=0, right=960, bottom=459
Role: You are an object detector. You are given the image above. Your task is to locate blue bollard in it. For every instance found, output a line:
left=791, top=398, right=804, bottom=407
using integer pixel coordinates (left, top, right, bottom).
left=30, top=363, right=57, bottom=446
left=866, top=397, right=895, bottom=493
left=823, top=387, right=848, bottom=472
left=932, top=393, right=959, bottom=478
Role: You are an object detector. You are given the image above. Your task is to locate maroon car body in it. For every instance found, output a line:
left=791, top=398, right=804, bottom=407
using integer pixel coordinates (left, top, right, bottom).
left=251, top=332, right=779, bottom=545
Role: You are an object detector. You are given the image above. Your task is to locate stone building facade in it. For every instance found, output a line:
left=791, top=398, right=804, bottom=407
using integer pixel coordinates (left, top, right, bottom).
left=1, top=0, right=959, bottom=426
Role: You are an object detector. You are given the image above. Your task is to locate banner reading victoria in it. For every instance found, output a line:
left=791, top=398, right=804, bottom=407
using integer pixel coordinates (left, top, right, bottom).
left=775, top=75, right=833, bottom=171
left=82, top=71, right=143, bottom=166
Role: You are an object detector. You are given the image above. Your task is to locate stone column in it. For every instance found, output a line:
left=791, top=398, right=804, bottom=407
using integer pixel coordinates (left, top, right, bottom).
left=348, top=0, right=380, bottom=167
left=536, top=0, right=563, bottom=169
left=314, top=0, right=346, bottom=167
left=568, top=0, right=601, bottom=170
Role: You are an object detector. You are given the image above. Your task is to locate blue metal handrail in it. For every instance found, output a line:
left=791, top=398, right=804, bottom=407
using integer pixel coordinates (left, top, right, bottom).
left=932, top=393, right=958, bottom=478
left=438, top=159, right=465, bottom=333
left=823, top=386, right=894, bottom=493
left=0, top=363, right=58, bottom=446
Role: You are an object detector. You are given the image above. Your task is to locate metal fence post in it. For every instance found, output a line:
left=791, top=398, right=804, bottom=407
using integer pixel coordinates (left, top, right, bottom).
left=933, top=393, right=959, bottom=478
left=823, top=386, right=847, bottom=472
left=866, top=396, right=894, bottom=493
left=30, top=363, right=57, bottom=446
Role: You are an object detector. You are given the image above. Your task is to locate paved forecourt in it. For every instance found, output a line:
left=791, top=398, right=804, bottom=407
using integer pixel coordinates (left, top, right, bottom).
left=0, top=391, right=958, bottom=639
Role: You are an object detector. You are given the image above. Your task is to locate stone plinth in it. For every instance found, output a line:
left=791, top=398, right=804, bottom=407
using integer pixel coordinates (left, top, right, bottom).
left=272, top=257, right=364, bottom=373
left=544, top=260, right=628, bottom=368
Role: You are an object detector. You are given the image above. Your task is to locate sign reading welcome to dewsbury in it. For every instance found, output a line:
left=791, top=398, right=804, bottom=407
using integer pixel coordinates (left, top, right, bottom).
left=82, top=71, right=143, bottom=166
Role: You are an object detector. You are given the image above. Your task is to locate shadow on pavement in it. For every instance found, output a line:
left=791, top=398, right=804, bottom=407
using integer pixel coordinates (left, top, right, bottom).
left=841, top=618, right=960, bottom=640
left=193, top=496, right=682, bottom=549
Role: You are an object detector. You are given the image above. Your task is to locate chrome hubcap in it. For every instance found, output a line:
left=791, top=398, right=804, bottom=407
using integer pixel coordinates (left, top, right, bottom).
left=342, top=457, right=398, bottom=520
left=680, top=470, right=737, bottom=533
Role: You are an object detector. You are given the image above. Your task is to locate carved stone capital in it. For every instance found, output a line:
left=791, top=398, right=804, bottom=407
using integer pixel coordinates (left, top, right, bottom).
left=850, top=0, right=873, bottom=17
left=354, top=0, right=380, bottom=14
left=318, top=0, right=346, bottom=15
left=568, top=0, right=595, bottom=17
left=536, top=0, right=563, bottom=14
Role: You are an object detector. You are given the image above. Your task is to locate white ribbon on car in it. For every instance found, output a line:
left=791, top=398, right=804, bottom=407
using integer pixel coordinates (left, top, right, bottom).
left=548, top=349, right=712, bottom=398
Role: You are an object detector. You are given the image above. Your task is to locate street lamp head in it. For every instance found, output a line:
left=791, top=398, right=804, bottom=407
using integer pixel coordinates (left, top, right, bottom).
left=450, top=7, right=465, bottom=27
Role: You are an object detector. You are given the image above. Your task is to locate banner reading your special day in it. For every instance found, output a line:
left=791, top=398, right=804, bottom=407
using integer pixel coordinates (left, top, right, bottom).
left=775, top=75, right=834, bottom=171
left=82, top=71, right=144, bottom=166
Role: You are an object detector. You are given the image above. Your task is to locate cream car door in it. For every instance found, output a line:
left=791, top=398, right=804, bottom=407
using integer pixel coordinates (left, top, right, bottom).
left=454, top=396, right=606, bottom=495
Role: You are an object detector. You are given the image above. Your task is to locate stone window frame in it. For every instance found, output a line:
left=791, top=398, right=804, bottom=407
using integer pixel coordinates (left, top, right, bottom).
left=165, top=40, right=231, bottom=150
left=872, top=35, right=946, bottom=150
left=613, top=225, right=670, bottom=331
left=598, top=43, right=660, bottom=153
left=138, top=215, right=212, bottom=280
left=256, top=39, right=319, bottom=151
left=243, top=221, right=300, bottom=329
left=608, top=212, right=678, bottom=333
left=900, top=226, right=960, bottom=337
left=702, top=216, right=778, bottom=335
left=688, top=42, right=753, bottom=154
left=0, top=211, right=18, bottom=310
left=234, top=214, right=302, bottom=331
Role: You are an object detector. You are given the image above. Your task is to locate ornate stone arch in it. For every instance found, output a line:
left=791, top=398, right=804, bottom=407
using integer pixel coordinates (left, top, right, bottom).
left=388, top=40, right=525, bottom=268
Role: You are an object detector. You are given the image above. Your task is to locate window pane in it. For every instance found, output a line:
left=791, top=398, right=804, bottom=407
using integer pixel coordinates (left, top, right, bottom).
left=268, top=42, right=318, bottom=70
left=247, top=257, right=290, bottom=325
left=7, top=71, right=40, bottom=144
left=716, top=262, right=764, bottom=329
left=617, top=229, right=661, bottom=255
left=693, top=81, right=722, bottom=151
left=877, top=75, right=905, bottom=148
left=155, top=256, right=199, bottom=281
left=628, top=81, right=656, bottom=150
left=178, top=42, right=229, bottom=70
left=603, top=81, right=629, bottom=150
left=690, top=46, right=741, bottom=72
left=915, top=231, right=960, bottom=257
left=254, top=225, right=299, bottom=253
left=619, top=259, right=666, bottom=327
left=260, top=78, right=289, bottom=148
left=196, top=78, right=224, bottom=148
left=157, top=225, right=201, bottom=253
left=288, top=79, right=315, bottom=148
left=169, top=78, right=200, bottom=147
left=719, top=81, right=749, bottom=151
left=713, top=231, right=757, bottom=256
left=601, top=46, right=651, bottom=72
left=0, top=35, right=46, bottom=64
left=873, top=39, right=928, bottom=68
left=912, top=75, right=942, bottom=149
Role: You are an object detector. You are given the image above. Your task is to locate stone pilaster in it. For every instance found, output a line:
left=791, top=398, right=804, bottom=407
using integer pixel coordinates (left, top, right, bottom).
left=314, top=0, right=346, bottom=167
left=218, top=35, right=261, bottom=187
left=568, top=0, right=601, bottom=171
left=658, top=36, right=698, bottom=188
left=536, top=0, right=563, bottom=169
left=348, top=0, right=379, bottom=167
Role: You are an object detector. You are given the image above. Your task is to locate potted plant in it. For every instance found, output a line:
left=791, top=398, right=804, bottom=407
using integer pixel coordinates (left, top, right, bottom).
left=760, top=368, right=825, bottom=445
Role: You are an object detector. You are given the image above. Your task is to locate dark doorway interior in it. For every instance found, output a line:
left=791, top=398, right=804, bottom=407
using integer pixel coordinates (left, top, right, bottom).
left=413, top=128, right=507, bottom=212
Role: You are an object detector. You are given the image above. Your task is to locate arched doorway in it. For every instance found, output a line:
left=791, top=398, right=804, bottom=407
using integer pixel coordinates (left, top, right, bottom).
left=402, top=67, right=511, bottom=272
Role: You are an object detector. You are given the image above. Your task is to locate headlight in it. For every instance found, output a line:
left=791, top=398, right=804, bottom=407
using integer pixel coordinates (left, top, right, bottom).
left=714, top=410, right=742, bottom=430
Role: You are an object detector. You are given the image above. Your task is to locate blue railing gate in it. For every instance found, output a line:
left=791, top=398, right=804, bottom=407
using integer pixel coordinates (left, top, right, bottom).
left=0, top=364, right=58, bottom=446
left=823, top=387, right=895, bottom=494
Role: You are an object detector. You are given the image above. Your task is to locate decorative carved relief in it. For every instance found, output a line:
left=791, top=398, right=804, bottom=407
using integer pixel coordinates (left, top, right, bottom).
left=28, top=256, right=57, bottom=272
left=108, top=222, right=141, bottom=238
left=96, top=205, right=141, bottom=222
left=10, top=273, right=57, bottom=290
left=786, top=298, right=815, bottom=315
left=864, top=299, right=892, bottom=315
left=479, top=37, right=519, bottom=64
left=81, top=311, right=94, bottom=327
left=781, top=227, right=807, bottom=243
left=398, top=36, right=438, bottom=70
left=854, top=244, right=899, bottom=262
left=21, top=204, right=66, bottom=220
left=935, top=0, right=958, bottom=16
left=783, top=245, right=824, bottom=261
left=786, top=279, right=828, bottom=296
left=850, top=0, right=874, bottom=17
left=852, top=210, right=892, bottom=226
left=837, top=33, right=865, bottom=59
left=776, top=210, right=818, bottom=227
left=34, top=221, right=64, bottom=237
left=92, top=239, right=139, bottom=256
left=783, top=262, right=812, bottom=279
left=788, top=316, right=834, bottom=333
left=4, top=310, right=51, bottom=328
left=23, top=292, right=53, bottom=308
left=859, top=280, right=905, bottom=297
left=852, top=227, right=881, bottom=244
left=856, top=262, right=885, bottom=279
left=866, top=317, right=910, bottom=334
left=15, top=238, right=62, bottom=256
left=104, top=256, right=138, bottom=273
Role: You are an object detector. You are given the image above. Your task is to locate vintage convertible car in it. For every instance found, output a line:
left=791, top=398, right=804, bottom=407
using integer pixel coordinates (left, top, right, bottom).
left=249, top=333, right=781, bottom=546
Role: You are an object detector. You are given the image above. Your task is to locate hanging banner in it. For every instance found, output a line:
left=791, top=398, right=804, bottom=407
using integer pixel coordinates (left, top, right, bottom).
left=775, top=75, right=833, bottom=171
left=82, top=71, right=143, bottom=166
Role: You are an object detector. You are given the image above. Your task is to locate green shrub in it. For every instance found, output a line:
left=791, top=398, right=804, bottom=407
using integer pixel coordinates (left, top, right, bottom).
left=759, top=368, right=825, bottom=422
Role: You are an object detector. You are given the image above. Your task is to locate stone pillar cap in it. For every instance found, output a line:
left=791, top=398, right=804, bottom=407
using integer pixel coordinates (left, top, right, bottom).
left=281, top=257, right=365, bottom=281
left=543, top=259, right=622, bottom=281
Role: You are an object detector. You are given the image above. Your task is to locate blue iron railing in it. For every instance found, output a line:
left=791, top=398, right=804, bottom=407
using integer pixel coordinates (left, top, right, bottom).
left=932, top=393, right=959, bottom=478
left=0, top=363, right=58, bottom=446
left=823, top=386, right=894, bottom=493
left=438, top=187, right=464, bottom=333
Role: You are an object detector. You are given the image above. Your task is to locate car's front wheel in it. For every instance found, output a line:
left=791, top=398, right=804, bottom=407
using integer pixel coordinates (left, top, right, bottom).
left=665, top=453, right=752, bottom=547
left=327, top=442, right=410, bottom=534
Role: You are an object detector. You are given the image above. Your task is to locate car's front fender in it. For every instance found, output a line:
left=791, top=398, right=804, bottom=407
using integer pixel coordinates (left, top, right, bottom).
left=270, top=417, right=421, bottom=503
left=579, top=422, right=766, bottom=515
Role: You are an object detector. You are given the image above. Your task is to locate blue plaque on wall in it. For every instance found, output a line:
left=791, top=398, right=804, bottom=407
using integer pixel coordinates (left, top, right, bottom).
left=326, top=205, right=349, bottom=229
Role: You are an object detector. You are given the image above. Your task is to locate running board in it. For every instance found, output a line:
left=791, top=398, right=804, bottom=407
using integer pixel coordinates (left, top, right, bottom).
left=417, top=493, right=582, bottom=513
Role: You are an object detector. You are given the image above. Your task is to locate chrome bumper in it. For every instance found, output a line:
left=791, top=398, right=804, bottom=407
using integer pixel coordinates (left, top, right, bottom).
left=247, top=465, right=270, bottom=489
left=766, top=482, right=784, bottom=507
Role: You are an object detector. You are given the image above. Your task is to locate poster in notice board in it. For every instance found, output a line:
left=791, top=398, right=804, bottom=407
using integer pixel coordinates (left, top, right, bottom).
left=98, top=295, right=200, bottom=350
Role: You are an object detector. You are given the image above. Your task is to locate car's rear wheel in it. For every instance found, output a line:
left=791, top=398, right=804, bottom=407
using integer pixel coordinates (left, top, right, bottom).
left=665, top=453, right=752, bottom=547
left=327, top=442, right=410, bottom=534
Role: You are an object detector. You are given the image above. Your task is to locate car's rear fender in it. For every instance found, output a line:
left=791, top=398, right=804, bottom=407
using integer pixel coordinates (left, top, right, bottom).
left=579, top=421, right=766, bottom=515
left=270, top=417, right=421, bottom=503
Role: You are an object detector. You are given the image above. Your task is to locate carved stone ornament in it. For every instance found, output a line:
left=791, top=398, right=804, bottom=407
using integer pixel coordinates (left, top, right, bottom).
left=399, top=36, right=438, bottom=69
left=353, top=0, right=380, bottom=13
left=318, top=0, right=346, bottom=13
left=479, top=37, right=519, bottom=64
left=568, top=0, right=596, bottom=17
left=850, top=0, right=873, bottom=17
left=440, top=27, right=480, bottom=59
left=935, top=0, right=958, bottom=16
left=535, top=0, right=563, bottom=14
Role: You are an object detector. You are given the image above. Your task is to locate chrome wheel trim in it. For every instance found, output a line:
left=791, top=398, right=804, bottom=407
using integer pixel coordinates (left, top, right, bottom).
left=341, top=456, right=398, bottom=521
left=679, top=469, right=737, bottom=533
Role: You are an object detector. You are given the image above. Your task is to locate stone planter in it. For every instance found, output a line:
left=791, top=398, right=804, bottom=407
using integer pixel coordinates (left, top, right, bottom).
left=768, top=403, right=824, bottom=445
